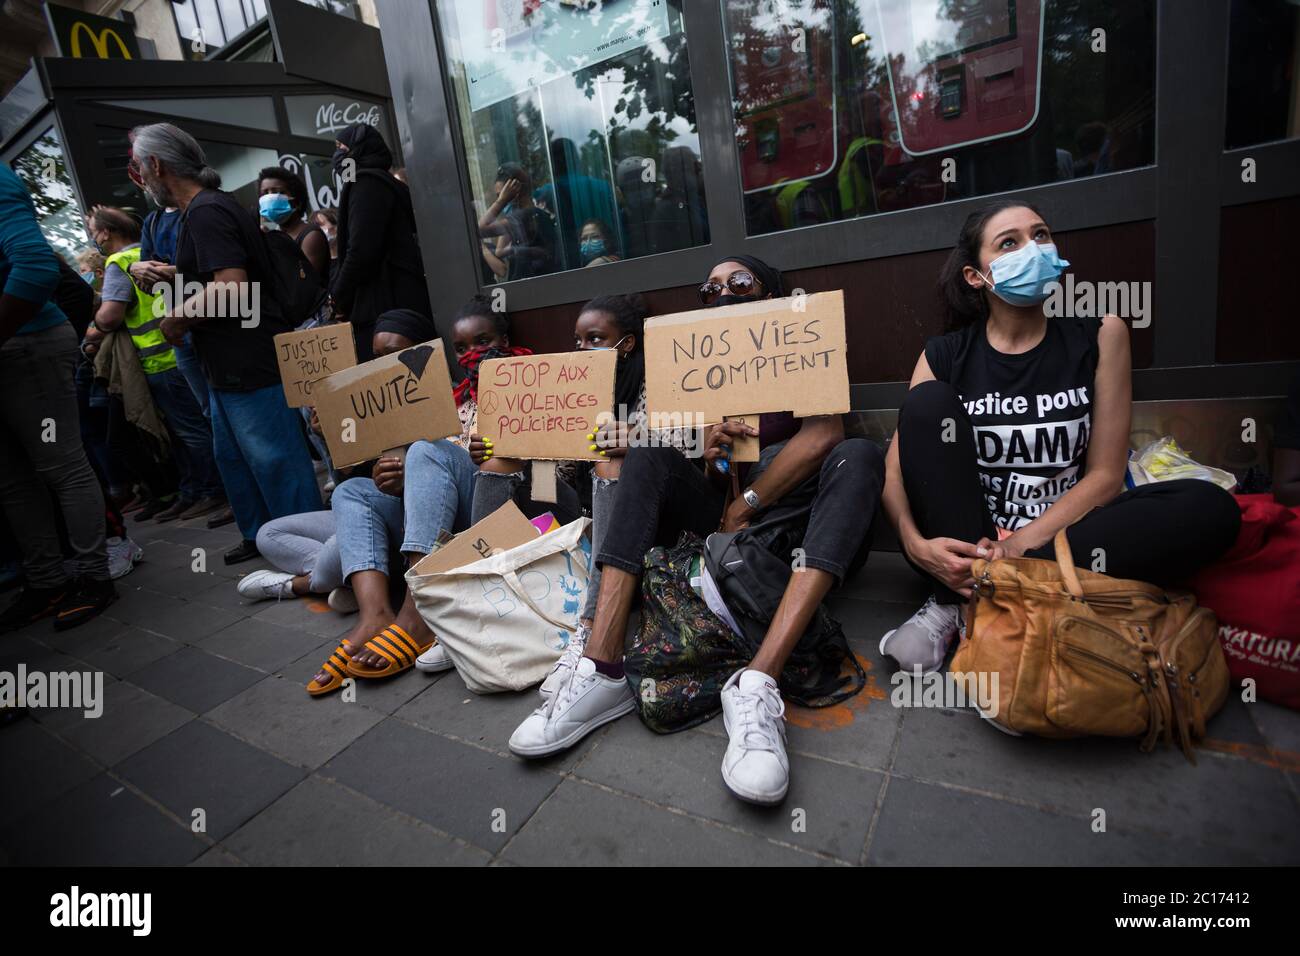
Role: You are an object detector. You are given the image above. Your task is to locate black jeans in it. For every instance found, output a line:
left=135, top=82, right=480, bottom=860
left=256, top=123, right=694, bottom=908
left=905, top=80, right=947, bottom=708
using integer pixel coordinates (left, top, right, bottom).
left=898, top=380, right=1242, bottom=604
left=597, top=438, right=885, bottom=586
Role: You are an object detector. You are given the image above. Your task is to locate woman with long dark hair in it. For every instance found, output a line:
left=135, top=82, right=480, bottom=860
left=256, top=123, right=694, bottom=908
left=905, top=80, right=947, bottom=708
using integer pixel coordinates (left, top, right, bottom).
left=879, top=200, right=1240, bottom=683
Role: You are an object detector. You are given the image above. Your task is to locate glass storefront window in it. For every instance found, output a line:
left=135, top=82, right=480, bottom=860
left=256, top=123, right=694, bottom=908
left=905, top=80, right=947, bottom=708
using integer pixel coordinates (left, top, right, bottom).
left=9, top=127, right=88, bottom=261
left=436, top=0, right=710, bottom=283
left=723, top=0, right=1156, bottom=236
left=1225, top=0, right=1300, bottom=150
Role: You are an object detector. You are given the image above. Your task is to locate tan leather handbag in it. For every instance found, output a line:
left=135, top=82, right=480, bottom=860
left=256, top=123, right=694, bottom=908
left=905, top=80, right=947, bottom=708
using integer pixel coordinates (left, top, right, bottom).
left=951, top=530, right=1229, bottom=762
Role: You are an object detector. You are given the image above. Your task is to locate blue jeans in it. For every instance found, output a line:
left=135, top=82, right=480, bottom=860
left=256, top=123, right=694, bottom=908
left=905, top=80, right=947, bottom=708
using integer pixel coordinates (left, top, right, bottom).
left=208, top=384, right=321, bottom=541
left=173, top=336, right=209, bottom=418
left=333, top=439, right=476, bottom=580
left=147, top=366, right=223, bottom=501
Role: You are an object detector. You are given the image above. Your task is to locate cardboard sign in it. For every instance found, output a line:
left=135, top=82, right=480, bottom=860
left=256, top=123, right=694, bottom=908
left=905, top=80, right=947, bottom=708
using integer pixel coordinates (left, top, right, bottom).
left=476, top=349, right=617, bottom=460
left=274, top=323, right=357, bottom=408
left=314, top=338, right=460, bottom=468
left=411, top=500, right=538, bottom=575
left=644, top=291, right=850, bottom=426
left=724, top=414, right=761, bottom=464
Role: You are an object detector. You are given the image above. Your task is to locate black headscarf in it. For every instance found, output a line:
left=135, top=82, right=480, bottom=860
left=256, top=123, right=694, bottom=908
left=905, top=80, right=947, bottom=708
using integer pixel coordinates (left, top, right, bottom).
left=333, top=123, right=393, bottom=176
left=374, top=308, right=435, bottom=344
left=712, top=254, right=785, bottom=299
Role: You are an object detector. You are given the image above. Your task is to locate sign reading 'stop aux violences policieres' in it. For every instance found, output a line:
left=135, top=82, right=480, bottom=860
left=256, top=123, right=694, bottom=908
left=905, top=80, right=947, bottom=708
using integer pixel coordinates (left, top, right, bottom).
left=45, top=2, right=141, bottom=60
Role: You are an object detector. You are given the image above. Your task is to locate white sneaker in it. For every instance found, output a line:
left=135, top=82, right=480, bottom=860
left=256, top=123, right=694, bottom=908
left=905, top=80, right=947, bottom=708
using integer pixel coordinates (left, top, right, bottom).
left=878, top=595, right=964, bottom=674
left=720, top=669, right=789, bottom=805
left=415, top=641, right=454, bottom=673
left=327, top=586, right=358, bottom=615
left=236, top=569, right=296, bottom=601
left=509, top=657, right=634, bottom=758
left=106, top=536, right=144, bottom=580
left=539, top=623, right=589, bottom=700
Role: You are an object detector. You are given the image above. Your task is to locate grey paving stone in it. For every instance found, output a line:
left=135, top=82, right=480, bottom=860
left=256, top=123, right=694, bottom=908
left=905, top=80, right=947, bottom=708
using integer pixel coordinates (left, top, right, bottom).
left=0, top=773, right=205, bottom=865
left=197, top=616, right=330, bottom=673
left=189, top=846, right=246, bottom=866
left=577, top=716, right=882, bottom=861
left=1250, top=700, right=1300, bottom=759
left=0, top=719, right=100, bottom=820
left=867, top=776, right=1268, bottom=865
left=248, top=596, right=354, bottom=638
left=42, top=612, right=132, bottom=654
left=206, top=676, right=385, bottom=769
left=189, top=575, right=273, bottom=612
left=114, top=720, right=305, bottom=841
left=129, top=645, right=266, bottom=713
left=223, top=776, right=491, bottom=866
left=322, top=718, right=562, bottom=852
left=891, top=704, right=1300, bottom=864
left=51, top=680, right=193, bottom=766
left=825, top=595, right=919, bottom=647
left=692, top=649, right=902, bottom=772
left=129, top=590, right=247, bottom=643
left=51, top=626, right=182, bottom=679
left=502, top=778, right=828, bottom=866
left=392, top=666, right=604, bottom=770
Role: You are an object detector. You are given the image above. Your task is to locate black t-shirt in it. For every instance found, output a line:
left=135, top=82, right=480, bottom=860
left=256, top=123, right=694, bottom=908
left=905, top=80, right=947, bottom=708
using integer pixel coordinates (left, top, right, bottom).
left=175, top=189, right=291, bottom=391
left=925, top=316, right=1102, bottom=532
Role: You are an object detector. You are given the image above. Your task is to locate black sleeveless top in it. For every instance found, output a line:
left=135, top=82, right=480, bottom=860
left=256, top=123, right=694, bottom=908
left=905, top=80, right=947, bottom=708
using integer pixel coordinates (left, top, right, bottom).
left=925, top=316, right=1102, bottom=532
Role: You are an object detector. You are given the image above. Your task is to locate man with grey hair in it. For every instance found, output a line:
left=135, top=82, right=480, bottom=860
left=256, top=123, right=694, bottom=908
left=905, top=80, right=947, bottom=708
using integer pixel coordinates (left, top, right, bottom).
left=132, top=123, right=319, bottom=565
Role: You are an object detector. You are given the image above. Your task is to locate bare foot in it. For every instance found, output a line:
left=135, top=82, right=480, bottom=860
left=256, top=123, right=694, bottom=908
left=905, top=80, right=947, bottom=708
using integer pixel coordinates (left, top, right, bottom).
left=348, top=593, right=433, bottom=674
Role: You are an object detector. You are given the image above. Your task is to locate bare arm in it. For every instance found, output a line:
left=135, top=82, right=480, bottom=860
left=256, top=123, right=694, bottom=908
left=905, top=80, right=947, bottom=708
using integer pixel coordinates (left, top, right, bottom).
left=94, top=298, right=128, bottom=332
left=720, top=415, right=845, bottom=531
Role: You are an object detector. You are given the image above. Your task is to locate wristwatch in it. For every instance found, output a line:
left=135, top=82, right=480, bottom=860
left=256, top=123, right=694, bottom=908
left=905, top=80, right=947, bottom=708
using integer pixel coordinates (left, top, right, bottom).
left=742, top=487, right=761, bottom=511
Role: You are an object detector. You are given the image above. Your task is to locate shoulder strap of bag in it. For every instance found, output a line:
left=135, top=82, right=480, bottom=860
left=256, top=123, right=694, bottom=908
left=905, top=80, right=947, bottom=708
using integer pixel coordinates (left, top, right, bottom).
left=1053, top=530, right=1085, bottom=598
left=500, top=569, right=575, bottom=632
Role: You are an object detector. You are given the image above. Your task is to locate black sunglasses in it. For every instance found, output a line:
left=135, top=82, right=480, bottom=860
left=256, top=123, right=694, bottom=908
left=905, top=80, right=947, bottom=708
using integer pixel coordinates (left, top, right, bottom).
left=698, top=270, right=757, bottom=305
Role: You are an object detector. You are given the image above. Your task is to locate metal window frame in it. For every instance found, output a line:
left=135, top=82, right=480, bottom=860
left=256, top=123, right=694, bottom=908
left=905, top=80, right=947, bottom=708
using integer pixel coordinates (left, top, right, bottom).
left=376, top=0, right=1299, bottom=396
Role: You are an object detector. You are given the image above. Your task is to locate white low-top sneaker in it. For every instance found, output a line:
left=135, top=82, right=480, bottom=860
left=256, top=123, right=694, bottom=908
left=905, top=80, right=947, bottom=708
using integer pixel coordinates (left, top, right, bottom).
left=878, top=595, right=964, bottom=674
left=415, top=641, right=454, bottom=673
left=327, top=587, right=359, bottom=615
left=509, top=657, right=633, bottom=758
left=720, top=669, right=789, bottom=805
left=539, top=623, right=590, bottom=700
left=236, top=569, right=296, bottom=601
left=106, top=536, right=144, bottom=580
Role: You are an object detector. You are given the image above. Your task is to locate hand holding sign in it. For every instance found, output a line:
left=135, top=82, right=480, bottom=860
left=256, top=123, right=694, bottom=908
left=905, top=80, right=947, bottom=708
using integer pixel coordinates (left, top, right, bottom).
left=476, top=350, right=617, bottom=461
left=313, top=338, right=460, bottom=467
left=644, top=291, right=850, bottom=429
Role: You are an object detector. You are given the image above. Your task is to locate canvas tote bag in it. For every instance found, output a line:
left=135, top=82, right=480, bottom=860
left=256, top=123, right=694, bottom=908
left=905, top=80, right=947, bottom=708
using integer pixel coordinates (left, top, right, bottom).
left=405, top=517, right=591, bottom=693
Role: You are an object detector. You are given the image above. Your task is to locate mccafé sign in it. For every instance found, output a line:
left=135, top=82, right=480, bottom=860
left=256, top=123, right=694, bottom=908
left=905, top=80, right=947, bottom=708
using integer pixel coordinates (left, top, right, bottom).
left=45, top=3, right=141, bottom=61
left=314, top=101, right=383, bottom=136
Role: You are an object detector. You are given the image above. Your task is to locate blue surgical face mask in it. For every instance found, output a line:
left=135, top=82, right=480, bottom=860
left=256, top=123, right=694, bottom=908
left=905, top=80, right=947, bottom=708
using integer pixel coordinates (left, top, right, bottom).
left=259, top=193, right=295, bottom=224
left=580, top=238, right=606, bottom=263
left=979, top=241, right=1070, bottom=307
left=580, top=334, right=630, bottom=354
left=80, top=270, right=96, bottom=285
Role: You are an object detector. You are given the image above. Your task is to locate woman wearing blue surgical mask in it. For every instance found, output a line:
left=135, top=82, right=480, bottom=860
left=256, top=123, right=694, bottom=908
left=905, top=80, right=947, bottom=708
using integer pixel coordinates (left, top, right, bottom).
left=879, top=201, right=1241, bottom=686
left=579, top=219, right=620, bottom=267
left=257, top=166, right=330, bottom=288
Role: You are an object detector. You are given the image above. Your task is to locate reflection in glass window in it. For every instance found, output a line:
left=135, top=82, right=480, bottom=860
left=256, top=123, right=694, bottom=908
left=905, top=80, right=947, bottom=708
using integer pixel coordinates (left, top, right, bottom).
left=436, top=0, right=710, bottom=283
left=1225, top=0, right=1300, bottom=149
left=724, top=0, right=1155, bottom=236
left=9, top=127, right=87, bottom=261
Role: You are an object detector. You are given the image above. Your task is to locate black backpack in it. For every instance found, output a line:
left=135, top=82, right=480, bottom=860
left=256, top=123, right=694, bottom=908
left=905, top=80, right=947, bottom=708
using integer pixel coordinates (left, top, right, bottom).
left=263, top=229, right=327, bottom=328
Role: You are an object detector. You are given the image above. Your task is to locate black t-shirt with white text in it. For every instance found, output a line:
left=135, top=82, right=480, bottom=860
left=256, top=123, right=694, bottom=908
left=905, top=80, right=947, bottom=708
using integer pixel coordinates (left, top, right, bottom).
left=175, top=189, right=291, bottom=391
left=925, top=316, right=1102, bottom=532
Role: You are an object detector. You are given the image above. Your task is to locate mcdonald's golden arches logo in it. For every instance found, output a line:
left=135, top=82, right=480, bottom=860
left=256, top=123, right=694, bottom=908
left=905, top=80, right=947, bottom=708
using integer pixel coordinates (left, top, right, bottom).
left=68, top=21, right=134, bottom=60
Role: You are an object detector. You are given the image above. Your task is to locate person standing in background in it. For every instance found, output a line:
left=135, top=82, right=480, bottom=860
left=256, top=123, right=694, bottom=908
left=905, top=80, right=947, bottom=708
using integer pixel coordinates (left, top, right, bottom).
left=329, top=123, right=431, bottom=361
left=132, top=122, right=320, bottom=566
left=0, top=165, right=115, bottom=632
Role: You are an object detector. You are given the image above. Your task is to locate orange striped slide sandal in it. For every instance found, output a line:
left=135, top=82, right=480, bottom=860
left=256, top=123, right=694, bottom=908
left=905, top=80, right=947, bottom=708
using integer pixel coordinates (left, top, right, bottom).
left=306, top=640, right=357, bottom=697
left=344, top=624, right=431, bottom=680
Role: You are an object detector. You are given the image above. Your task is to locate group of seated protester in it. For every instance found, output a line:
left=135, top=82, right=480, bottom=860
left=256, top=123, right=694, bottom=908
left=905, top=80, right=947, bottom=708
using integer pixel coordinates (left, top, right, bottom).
left=236, top=200, right=1241, bottom=806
